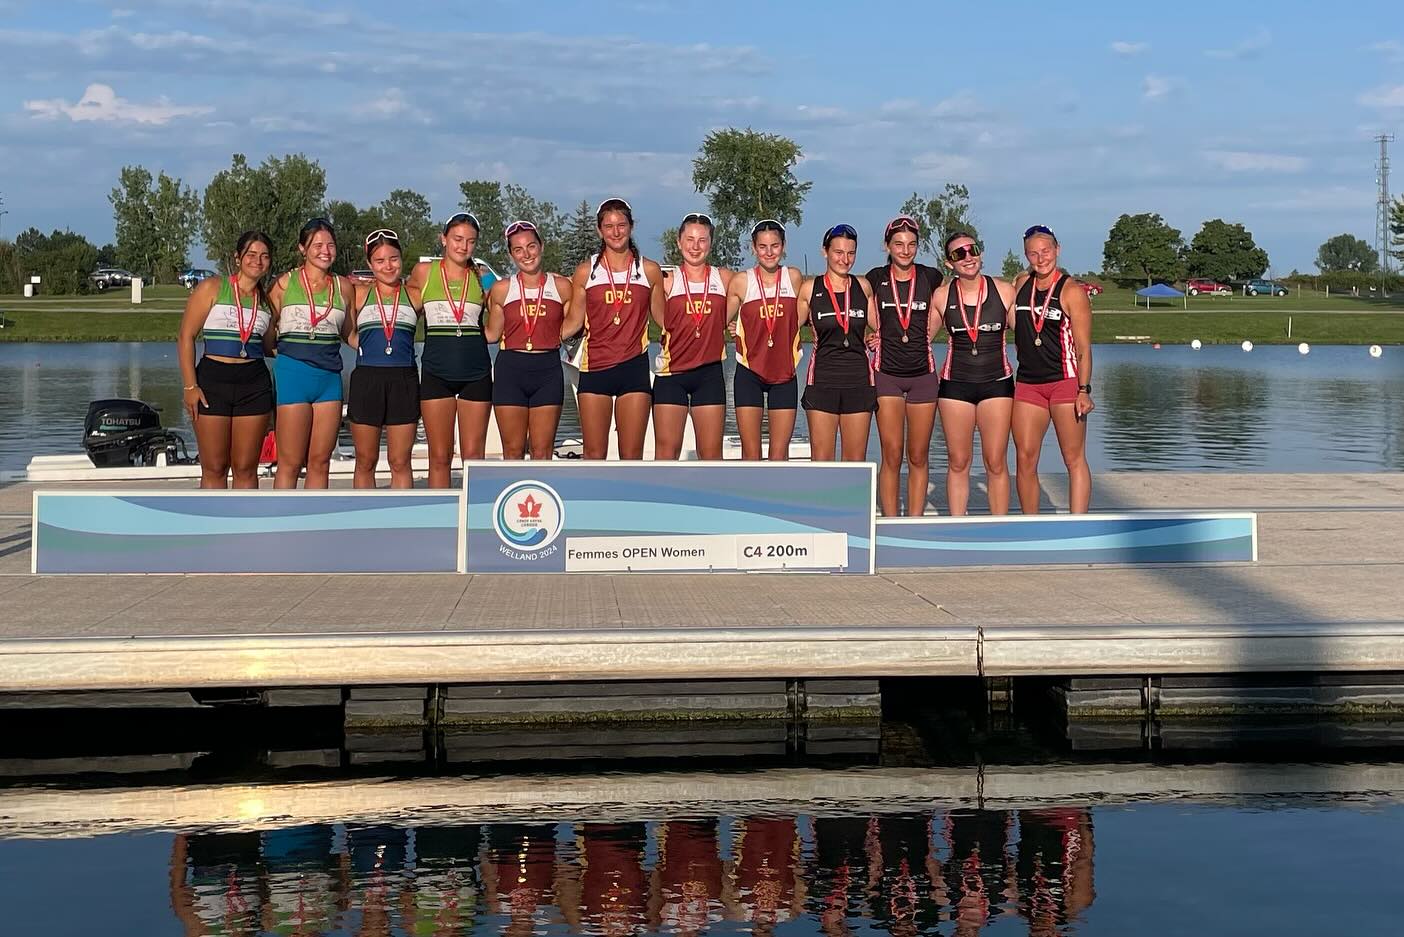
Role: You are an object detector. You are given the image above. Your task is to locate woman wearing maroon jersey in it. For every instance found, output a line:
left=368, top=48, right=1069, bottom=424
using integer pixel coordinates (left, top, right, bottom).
left=484, top=220, right=577, bottom=460
left=653, top=212, right=733, bottom=460
left=568, top=198, right=665, bottom=460
left=726, top=220, right=804, bottom=461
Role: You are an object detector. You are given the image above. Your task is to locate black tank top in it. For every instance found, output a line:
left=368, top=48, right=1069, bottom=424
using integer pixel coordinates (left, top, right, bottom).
left=1014, top=275, right=1077, bottom=384
left=941, top=275, right=1011, bottom=383
left=865, top=263, right=943, bottom=377
left=807, top=274, right=873, bottom=388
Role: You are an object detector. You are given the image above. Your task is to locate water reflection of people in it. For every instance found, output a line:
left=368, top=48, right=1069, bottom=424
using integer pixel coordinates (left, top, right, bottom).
left=732, top=816, right=802, bottom=935
left=868, top=814, right=937, bottom=937
left=809, top=816, right=875, bottom=937
left=170, top=831, right=264, bottom=937
left=577, top=822, right=649, bottom=937
left=943, top=810, right=1016, bottom=934
left=650, top=819, right=725, bottom=936
left=1016, top=809, right=1094, bottom=936
left=482, top=823, right=555, bottom=937
left=412, top=825, right=482, bottom=936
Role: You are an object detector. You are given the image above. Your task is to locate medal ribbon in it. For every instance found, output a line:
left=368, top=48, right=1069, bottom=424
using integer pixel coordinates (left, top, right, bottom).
left=518, top=272, right=545, bottom=348
left=681, top=264, right=710, bottom=336
left=231, top=276, right=256, bottom=348
left=957, top=276, right=987, bottom=346
left=300, top=267, right=334, bottom=335
left=755, top=266, right=781, bottom=345
left=374, top=283, right=402, bottom=350
left=603, top=259, right=628, bottom=323
left=889, top=264, right=917, bottom=334
left=1032, top=271, right=1061, bottom=340
left=441, top=260, right=471, bottom=327
left=824, top=272, right=851, bottom=339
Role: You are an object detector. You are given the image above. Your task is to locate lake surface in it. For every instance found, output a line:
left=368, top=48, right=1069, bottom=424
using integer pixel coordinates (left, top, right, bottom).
left=1, top=342, right=1401, bottom=473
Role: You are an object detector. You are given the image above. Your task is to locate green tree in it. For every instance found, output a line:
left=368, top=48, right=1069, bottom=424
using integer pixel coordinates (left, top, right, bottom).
left=689, top=128, right=812, bottom=268
left=502, top=184, right=566, bottom=275
left=1102, top=212, right=1186, bottom=285
left=151, top=171, right=201, bottom=282
left=1184, top=219, right=1269, bottom=281
left=1000, top=249, right=1024, bottom=279
left=374, top=188, right=437, bottom=264
left=201, top=153, right=326, bottom=274
left=561, top=199, right=598, bottom=273
left=457, top=180, right=509, bottom=273
left=1315, top=233, right=1378, bottom=273
left=325, top=199, right=364, bottom=275
left=899, top=184, right=977, bottom=260
left=96, top=243, right=118, bottom=266
left=659, top=223, right=736, bottom=267
left=109, top=166, right=158, bottom=279
left=12, top=227, right=99, bottom=294
left=1389, top=195, right=1404, bottom=266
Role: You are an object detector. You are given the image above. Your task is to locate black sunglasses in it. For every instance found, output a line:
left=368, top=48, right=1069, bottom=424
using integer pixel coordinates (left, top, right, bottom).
left=823, top=223, right=858, bottom=246
left=947, top=244, right=982, bottom=262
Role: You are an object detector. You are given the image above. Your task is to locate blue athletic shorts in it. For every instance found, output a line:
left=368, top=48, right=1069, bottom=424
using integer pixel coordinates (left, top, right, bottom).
left=275, top=353, right=342, bottom=406
left=492, top=349, right=565, bottom=408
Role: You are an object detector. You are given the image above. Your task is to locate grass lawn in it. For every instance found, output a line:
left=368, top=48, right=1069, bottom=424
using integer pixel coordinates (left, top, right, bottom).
left=1088, top=284, right=1403, bottom=313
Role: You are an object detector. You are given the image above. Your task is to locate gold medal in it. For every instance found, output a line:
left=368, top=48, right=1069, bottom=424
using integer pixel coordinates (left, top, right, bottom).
left=526, top=340, right=533, bottom=351
left=613, top=315, right=621, bottom=326
left=694, top=328, right=701, bottom=338
left=767, top=337, right=774, bottom=348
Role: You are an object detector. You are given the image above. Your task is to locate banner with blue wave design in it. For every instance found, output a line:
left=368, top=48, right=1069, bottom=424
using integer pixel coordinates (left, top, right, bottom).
left=464, top=462, right=876, bottom=574
left=33, top=492, right=462, bottom=574
left=875, top=513, right=1257, bottom=568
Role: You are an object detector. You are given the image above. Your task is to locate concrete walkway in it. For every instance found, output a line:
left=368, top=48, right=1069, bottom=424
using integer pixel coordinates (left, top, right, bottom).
left=0, top=473, right=1401, bottom=690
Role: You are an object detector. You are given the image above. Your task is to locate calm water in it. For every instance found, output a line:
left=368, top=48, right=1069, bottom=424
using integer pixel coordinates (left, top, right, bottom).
left=1, top=343, right=1401, bottom=473
left=1, top=775, right=1400, bottom=936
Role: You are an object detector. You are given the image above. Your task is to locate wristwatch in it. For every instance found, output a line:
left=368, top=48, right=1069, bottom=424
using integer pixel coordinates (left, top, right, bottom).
left=1078, top=383, right=1092, bottom=394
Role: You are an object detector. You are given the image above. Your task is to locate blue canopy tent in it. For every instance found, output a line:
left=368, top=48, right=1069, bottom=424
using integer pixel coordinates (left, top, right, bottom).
left=1135, top=282, right=1186, bottom=309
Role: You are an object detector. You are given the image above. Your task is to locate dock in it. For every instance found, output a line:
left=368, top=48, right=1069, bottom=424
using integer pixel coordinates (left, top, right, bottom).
left=1, top=472, right=1401, bottom=701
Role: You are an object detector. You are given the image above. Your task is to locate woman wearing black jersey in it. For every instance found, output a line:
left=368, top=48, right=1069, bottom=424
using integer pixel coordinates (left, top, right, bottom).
left=798, top=224, right=878, bottom=462
left=933, top=231, right=1018, bottom=515
left=865, top=215, right=943, bottom=516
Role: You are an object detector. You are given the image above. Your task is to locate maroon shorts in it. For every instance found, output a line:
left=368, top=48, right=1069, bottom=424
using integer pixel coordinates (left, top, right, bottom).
left=875, top=369, right=940, bottom=403
left=1014, top=377, right=1079, bottom=409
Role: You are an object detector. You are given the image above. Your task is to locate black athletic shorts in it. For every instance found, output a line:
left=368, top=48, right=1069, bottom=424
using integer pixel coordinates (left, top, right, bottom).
left=938, top=376, right=1015, bottom=405
left=653, top=361, right=725, bottom=407
left=196, top=357, right=273, bottom=418
left=492, top=349, right=565, bottom=408
left=578, top=353, right=652, bottom=398
left=348, top=366, right=421, bottom=426
left=419, top=369, right=492, bottom=402
left=802, top=383, right=877, bottom=415
left=732, top=363, right=798, bottom=410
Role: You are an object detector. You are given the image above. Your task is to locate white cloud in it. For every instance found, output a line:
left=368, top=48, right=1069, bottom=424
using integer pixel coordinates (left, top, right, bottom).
left=1203, top=150, right=1308, bottom=173
left=1142, top=74, right=1175, bottom=100
left=23, top=83, right=213, bottom=125
left=1111, top=40, right=1149, bottom=55
left=1360, top=85, right=1404, bottom=108
left=1206, top=29, right=1271, bottom=60
left=1367, top=39, right=1403, bottom=62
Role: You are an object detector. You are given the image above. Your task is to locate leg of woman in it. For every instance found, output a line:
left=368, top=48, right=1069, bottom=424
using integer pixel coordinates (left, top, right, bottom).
left=526, top=405, right=562, bottom=461
left=767, top=407, right=797, bottom=462
left=420, top=396, right=458, bottom=488
left=457, top=399, right=492, bottom=461
left=874, top=396, right=906, bottom=516
left=689, top=404, right=725, bottom=460
left=304, top=400, right=342, bottom=489
left=496, top=405, right=529, bottom=460
left=806, top=409, right=839, bottom=462
left=1049, top=404, right=1092, bottom=513
left=578, top=393, right=615, bottom=460
left=195, top=413, right=232, bottom=489
left=904, top=401, right=938, bottom=517
left=974, top=397, right=1014, bottom=515
left=652, top=403, right=689, bottom=460
left=614, top=392, right=652, bottom=460
left=351, top=422, right=382, bottom=489
left=273, top=403, right=311, bottom=489
left=1012, top=400, right=1052, bottom=514
left=384, top=423, right=417, bottom=489
left=228, top=412, right=269, bottom=490
left=938, top=398, right=977, bottom=516
left=838, top=411, right=872, bottom=462
left=736, top=406, right=763, bottom=460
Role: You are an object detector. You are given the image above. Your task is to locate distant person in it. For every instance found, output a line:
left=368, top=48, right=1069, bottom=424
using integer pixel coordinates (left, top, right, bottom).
left=798, top=224, right=878, bottom=461
left=653, top=212, right=733, bottom=460
left=177, top=230, right=274, bottom=489
left=866, top=215, right=944, bottom=515
left=569, top=198, right=665, bottom=460
left=933, top=231, right=1017, bottom=516
left=475, top=260, right=499, bottom=292
left=484, top=220, right=577, bottom=459
left=726, top=219, right=804, bottom=461
left=268, top=219, right=355, bottom=489
left=348, top=229, right=422, bottom=488
left=407, top=212, right=493, bottom=486
left=1012, top=225, right=1094, bottom=513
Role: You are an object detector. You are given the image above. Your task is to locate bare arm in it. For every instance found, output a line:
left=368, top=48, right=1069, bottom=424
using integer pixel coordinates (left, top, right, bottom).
left=930, top=280, right=950, bottom=341
left=724, top=270, right=745, bottom=337
left=1063, top=279, right=1095, bottom=416
left=1010, top=273, right=1030, bottom=330
left=483, top=278, right=509, bottom=344
left=858, top=277, right=877, bottom=334
left=645, top=259, right=667, bottom=330
left=555, top=276, right=579, bottom=341
left=566, top=261, right=591, bottom=339
left=406, top=261, right=429, bottom=293
left=177, top=278, right=218, bottom=421
left=345, top=278, right=363, bottom=349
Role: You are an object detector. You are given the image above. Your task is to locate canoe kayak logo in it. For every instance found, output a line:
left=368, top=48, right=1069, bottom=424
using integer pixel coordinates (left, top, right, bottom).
left=492, top=480, right=564, bottom=551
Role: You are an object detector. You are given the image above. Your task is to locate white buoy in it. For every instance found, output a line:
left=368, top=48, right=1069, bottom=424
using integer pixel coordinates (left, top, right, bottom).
left=1298, top=342, right=1310, bottom=355
left=1191, top=339, right=1202, bottom=350
left=1370, top=344, right=1383, bottom=358
left=1241, top=340, right=1253, bottom=352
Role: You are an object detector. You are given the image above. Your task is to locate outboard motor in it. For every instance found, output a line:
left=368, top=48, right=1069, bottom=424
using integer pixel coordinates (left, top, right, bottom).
left=82, top=398, right=192, bottom=467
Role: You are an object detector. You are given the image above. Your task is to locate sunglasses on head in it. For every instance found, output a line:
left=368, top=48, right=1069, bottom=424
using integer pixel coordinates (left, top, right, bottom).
left=885, top=215, right=920, bottom=236
left=1024, top=224, right=1057, bottom=241
left=823, top=223, right=858, bottom=246
left=681, top=211, right=713, bottom=228
left=504, top=220, right=539, bottom=238
left=947, top=243, right=981, bottom=262
left=365, top=228, right=399, bottom=247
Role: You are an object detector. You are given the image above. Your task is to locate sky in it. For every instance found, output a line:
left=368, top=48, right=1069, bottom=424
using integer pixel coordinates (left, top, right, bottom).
left=0, top=0, right=1401, bottom=274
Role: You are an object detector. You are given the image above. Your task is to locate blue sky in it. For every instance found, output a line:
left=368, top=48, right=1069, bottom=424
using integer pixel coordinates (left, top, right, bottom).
left=1, top=0, right=1401, bottom=274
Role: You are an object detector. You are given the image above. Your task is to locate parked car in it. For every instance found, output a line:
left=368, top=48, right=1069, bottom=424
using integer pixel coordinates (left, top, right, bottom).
left=349, top=269, right=375, bottom=283
left=1245, top=278, right=1289, bottom=296
left=178, top=268, right=217, bottom=290
left=87, top=267, right=146, bottom=291
left=1079, top=280, right=1104, bottom=297
left=1185, top=278, right=1231, bottom=296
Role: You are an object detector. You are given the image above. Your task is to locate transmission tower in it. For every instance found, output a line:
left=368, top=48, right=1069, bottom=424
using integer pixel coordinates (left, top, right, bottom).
left=1377, top=133, right=1395, bottom=277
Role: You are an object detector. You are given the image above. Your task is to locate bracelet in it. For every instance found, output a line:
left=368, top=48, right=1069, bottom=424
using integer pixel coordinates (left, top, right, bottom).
left=183, top=384, right=198, bottom=391
left=1078, top=384, right=1092, bottom=394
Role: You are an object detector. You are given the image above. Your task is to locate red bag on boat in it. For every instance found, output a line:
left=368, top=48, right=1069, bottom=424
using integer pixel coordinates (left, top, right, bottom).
left=258, top=430, right=277, bottom=465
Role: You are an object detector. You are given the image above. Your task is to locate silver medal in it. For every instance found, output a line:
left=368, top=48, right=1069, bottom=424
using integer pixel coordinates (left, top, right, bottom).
left=901, top=333, right=909, bottom=343
left=843, top=339, right=850, bottom=349
left=239, top=348, right=248, bottom=359
left=971, top=348, right=979, bottom=357
left=1035, top=336, right=1043, bottom=346
left=456, top=328, right=462, bottom=338
left=385, top=345, right=393, bottom=356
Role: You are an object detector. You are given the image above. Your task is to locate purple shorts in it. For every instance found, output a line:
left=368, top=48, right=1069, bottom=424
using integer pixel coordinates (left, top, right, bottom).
left=874, top=369, right=940, bottom=403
